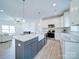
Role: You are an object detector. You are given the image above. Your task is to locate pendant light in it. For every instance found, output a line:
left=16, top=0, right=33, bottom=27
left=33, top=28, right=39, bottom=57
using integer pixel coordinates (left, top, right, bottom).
left=22, top=0, right=26, bottom=22
left=14, top=0, right=26, bottom=23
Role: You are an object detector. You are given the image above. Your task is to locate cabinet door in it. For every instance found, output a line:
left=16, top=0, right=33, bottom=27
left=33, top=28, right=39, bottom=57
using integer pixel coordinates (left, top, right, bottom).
left=38, top=39, right=45, bottom=52
left=64, top=41, right=79, bottom=59
left=31, top=41, right=38, bottom=58
left=70, top=0, right=79, bottom=25
left=15, top=40, right=24, bottom=59
left=24, top=44, right=32, bottom=59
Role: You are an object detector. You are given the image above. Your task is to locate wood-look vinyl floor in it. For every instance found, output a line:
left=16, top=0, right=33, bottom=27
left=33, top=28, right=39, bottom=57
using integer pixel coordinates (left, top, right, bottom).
left=34, top=38, right=63, bottom=59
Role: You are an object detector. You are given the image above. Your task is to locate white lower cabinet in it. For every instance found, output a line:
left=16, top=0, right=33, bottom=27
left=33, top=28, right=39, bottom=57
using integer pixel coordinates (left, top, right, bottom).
left=63, top=41, right=79, bottom=59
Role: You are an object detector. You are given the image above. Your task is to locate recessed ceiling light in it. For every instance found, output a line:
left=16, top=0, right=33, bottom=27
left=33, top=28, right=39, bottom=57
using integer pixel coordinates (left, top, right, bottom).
left=22, top=19, right=25, bottom=22
left=53, top=3, right=56, bottom=7
left=0, top=10, right=4, bottom=12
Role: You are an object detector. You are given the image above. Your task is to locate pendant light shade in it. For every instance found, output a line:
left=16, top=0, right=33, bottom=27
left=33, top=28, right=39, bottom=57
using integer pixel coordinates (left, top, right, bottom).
left=23, top=0, right=26, bottom=2
left=22, top=0, right=26, bottom=21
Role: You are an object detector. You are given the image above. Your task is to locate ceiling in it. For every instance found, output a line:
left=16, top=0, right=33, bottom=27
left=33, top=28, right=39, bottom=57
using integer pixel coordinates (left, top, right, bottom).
left=0, top=0, right=71, bottom=20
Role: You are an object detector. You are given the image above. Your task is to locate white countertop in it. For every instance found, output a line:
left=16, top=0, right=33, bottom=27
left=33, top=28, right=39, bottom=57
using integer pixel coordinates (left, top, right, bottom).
left=55, top=32, right=79, bottom=42
left=15, top=33, right=38, bottom=42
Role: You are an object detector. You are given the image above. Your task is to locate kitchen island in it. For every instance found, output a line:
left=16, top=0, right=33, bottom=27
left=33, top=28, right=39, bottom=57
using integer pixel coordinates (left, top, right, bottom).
left=15, top=33, right=47, bottom=59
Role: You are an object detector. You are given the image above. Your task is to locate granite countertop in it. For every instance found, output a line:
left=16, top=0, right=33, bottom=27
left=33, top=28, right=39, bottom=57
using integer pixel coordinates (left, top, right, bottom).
left=15, top=33, right=38, bottom=42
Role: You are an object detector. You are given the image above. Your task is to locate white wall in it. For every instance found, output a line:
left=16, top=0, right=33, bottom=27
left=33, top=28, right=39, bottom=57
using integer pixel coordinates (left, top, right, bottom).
left=13, top=20, right=37, bottom=35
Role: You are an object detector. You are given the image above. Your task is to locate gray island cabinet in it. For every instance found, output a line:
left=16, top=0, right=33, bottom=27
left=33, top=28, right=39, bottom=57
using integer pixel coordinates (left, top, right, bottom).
left=15, top=34, right=38, bottom=59
left=15, top=34, right=47, bottom=59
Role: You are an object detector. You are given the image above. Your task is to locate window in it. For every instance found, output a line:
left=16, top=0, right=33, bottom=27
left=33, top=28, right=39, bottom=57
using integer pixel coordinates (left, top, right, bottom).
left=2, top=25, right=15, bottom=34
left=9, top=26, right=15, bottom=33
left=2, top=25, right=9, bottom=33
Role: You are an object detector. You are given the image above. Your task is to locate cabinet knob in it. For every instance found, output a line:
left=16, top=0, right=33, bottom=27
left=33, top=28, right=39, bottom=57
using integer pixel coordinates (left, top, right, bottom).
left=18, top=43, right=21, bottom=47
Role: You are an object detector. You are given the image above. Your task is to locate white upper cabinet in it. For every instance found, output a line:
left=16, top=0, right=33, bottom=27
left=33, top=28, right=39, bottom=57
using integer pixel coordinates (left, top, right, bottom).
left=63, top=12, right=70, bottom=27
left=41, top=16, right=64, bottom=28
left=70, top=0, right=79, bottom=25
